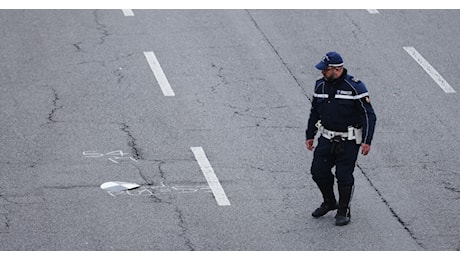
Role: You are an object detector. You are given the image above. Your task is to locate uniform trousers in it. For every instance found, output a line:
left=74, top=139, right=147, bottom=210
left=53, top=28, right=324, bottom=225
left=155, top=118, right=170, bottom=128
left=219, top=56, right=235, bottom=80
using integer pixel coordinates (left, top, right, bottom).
left=311, top=136, right=360, bottom=187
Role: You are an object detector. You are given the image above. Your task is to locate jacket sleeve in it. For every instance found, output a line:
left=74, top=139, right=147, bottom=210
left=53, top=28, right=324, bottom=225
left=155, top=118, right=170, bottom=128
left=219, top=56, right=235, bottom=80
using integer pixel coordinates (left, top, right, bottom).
left=356, top=82, right=376, bottom=145
left=305, top=97, right=319, bottom=140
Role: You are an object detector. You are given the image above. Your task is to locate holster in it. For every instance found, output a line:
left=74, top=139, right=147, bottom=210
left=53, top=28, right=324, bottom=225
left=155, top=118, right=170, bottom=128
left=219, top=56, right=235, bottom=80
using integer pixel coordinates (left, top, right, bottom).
left=353, top=127, right=362, bottom=144
left=330, top=136, right=346, bottom=155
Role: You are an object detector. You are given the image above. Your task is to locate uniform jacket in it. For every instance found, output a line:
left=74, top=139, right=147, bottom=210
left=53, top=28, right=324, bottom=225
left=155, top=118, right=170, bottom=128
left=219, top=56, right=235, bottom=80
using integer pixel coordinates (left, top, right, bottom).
left=306, top=69, right=376, bottom=145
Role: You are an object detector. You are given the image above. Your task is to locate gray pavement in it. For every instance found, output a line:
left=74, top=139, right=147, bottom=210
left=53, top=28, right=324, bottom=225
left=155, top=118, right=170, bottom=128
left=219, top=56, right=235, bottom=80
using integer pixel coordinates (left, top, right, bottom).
left=0, top=9, right=459, bottom=250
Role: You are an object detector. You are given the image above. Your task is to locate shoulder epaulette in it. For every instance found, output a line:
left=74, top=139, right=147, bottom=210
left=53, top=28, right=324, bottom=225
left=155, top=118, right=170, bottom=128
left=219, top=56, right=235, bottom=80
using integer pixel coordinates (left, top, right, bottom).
left=350, top=77, right=361, bottom=83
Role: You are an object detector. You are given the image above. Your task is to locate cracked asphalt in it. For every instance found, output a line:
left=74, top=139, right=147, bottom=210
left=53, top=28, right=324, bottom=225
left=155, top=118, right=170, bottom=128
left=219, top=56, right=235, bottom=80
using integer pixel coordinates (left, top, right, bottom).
left=0, top=9, right=459, bottom=251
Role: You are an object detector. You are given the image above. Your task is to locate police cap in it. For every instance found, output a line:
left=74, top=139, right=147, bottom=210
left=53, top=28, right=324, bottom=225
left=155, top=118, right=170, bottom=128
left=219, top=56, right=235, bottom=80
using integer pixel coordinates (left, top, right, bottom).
left=315, top=51, right=344, bottom=70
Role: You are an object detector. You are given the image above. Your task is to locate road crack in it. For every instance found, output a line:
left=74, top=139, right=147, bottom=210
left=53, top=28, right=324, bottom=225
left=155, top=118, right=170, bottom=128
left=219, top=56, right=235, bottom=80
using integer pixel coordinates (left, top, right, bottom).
left=72, top=42, right=84, bottom=52
left=245, top=10, right=310, bottom=102
left=93, top=10, right=111, bottom=44
left=42, top=86, right=63, bottom=125
left=175, top=206, right=195, bottom=250
left=0, top=189, right=11, bottom=234
left=356, top=164, right=425, bottom=249
left=210, top=63, right=230, bottom=92
left=119, top=123, right=143, bottom=160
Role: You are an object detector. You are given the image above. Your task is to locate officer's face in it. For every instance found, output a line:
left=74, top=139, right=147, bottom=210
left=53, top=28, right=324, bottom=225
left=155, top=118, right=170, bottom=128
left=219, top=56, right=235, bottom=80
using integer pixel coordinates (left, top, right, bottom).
left=322, top=67, right=336, bottom=81
left=322, top=66, right=341, bottom=81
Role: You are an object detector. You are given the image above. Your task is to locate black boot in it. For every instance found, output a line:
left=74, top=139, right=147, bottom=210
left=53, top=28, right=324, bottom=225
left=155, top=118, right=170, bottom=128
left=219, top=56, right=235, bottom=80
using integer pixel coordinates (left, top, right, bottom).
left=312, top=183, right=337, bottom=218
left=335, top=185, right=354, bottom=226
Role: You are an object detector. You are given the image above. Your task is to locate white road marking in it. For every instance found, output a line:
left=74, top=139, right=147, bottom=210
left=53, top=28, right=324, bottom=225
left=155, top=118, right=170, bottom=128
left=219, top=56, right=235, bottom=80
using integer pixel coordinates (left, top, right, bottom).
left=143, top=51, right=176, bottom=96
left=191, top=147, right=231, bottom=206
left=367, top=9, right=380, bottom=14
left=122, top=9, right=134, bottom=16
left=403, top=46, right=456, bottom=93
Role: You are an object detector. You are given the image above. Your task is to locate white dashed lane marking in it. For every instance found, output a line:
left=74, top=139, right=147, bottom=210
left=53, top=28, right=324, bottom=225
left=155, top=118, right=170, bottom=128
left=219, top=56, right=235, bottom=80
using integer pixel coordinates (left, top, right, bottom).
left=404, top=46, right=456, bottom=93
left=122, top=9, right=134, bottom=16
left=144, top=51, right=176, bottom=97
left=191, top=147, right=231, bottom=206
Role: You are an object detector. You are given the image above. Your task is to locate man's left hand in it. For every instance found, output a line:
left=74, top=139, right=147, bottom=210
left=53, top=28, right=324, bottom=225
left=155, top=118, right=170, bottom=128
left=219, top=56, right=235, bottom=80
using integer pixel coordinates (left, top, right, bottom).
left=361, top=144, right=371, bottom=155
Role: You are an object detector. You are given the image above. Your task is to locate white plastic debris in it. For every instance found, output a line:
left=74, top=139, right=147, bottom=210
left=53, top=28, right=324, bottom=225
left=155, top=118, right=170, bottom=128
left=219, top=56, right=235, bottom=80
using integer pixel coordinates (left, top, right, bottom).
left=100, top=181, right=140, bottom=192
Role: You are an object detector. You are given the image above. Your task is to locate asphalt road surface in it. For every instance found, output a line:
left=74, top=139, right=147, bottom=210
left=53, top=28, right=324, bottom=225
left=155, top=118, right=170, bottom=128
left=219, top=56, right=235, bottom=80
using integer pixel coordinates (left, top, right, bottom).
left=0, top=9, right=459, bottom=251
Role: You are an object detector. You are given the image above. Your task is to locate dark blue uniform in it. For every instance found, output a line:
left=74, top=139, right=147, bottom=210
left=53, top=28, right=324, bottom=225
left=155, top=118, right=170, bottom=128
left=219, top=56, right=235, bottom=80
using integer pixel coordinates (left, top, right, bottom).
left=306, top=68, right=376, bottom=186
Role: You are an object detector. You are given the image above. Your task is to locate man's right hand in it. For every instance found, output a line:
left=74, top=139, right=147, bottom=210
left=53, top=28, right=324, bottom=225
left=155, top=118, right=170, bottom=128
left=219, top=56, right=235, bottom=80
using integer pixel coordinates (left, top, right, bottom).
left=306, top=139, right=315, bottom=151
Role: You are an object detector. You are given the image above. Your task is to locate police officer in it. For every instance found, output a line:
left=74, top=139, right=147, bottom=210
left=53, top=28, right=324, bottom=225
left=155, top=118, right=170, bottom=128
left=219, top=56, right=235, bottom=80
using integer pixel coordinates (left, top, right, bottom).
left=305, top=51, right=376, bottom=226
